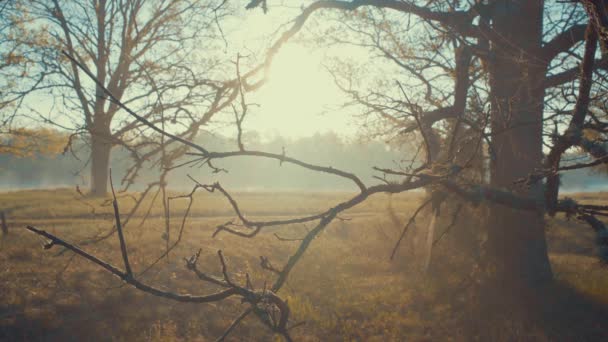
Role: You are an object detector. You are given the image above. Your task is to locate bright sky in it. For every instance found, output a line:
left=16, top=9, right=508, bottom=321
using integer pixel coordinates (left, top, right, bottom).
left=17, top=4, right=368, bottom=140
left=247, top=44, right=356, bottom=138
left=220, top=6, right=360, bottom=139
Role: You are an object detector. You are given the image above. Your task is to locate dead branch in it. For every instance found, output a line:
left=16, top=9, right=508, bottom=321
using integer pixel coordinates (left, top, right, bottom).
left=110, top=172, right=132, bottom=277
left=390, top=197, right=433, bottom=260
left=25, top=196, right=294, bottom=340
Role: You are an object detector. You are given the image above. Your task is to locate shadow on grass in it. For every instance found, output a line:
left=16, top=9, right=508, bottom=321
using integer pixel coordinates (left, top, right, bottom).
left=536, top=281, right=608, bottom=342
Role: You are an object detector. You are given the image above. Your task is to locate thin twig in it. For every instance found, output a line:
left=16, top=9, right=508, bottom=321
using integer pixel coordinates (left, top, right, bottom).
left=110, top=170, right=132, bottom=277
left=390, top=197, right=433, bottom=260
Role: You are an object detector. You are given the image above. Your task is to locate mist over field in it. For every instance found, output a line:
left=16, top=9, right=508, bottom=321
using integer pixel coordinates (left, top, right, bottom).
left=2, top=131, right=606, bottom=192
left=0, top=131, right=410, bottom=191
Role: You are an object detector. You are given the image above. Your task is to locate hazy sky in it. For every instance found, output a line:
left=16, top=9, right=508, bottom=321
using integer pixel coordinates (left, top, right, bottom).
left=13, top=3, right=363, bottom=141
left=220, top=5, right=362, bottom=139
left=247, top=43, right=356, bottom=138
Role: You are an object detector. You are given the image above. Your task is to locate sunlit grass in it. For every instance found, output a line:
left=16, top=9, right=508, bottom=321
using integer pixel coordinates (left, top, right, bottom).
left=0, top=188, right=423, bottom=220
left=0, top=189, right=607, bottom=341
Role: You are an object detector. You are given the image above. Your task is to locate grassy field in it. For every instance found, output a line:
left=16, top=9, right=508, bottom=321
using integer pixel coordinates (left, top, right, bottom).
left=1, top=188, right=607, bottom=341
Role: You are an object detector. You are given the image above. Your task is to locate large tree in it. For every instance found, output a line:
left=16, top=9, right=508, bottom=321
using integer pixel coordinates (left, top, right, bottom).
left=255, top=0, right=608, bottom=296
left=1, top=0, right=241, bottom=196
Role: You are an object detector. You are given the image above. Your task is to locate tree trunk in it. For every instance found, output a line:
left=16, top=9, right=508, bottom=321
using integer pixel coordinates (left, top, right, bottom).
left=485, top=0, right=552, bottom=297
left=90, top=128, right=112, bottom=197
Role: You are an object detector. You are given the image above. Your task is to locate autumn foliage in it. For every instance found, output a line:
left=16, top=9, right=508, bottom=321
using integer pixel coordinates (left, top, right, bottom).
left=0, top=128, right=67, bottom=158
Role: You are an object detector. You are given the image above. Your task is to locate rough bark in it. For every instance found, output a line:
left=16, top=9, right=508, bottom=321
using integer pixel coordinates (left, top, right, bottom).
left=485, top=0, right=552, bottom=296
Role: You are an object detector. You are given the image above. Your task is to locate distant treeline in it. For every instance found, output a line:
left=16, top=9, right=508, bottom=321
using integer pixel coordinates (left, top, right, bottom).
left=1, top=131, right=606, bottom=192
left=0, top=132, right=408, bottom=191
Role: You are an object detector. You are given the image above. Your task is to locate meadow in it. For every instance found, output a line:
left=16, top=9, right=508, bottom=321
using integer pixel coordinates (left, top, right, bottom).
left=1, top=188, right=607, bottom=341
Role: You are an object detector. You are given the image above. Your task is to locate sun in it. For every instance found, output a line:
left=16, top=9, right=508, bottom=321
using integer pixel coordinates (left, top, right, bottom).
left=248, top=43, right=351, bottom=138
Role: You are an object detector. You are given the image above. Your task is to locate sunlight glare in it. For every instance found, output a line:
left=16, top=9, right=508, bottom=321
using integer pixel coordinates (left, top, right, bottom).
left=249, top=44, right=352, bottom=138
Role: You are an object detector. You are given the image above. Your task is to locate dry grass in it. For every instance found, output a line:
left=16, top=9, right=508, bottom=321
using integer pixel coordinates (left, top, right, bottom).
left=0, top=188, right=607, bottom=341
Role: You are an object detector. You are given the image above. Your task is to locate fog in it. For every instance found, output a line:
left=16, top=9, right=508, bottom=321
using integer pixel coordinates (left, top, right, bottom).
left=0, top=131, right=409, bottom=192
left=1, top=130, right=606, bottom=193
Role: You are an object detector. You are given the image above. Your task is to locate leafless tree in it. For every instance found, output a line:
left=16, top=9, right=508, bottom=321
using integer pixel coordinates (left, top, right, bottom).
left=0, top=0, right=248, bottom=196
left=247, top=0, right=608, bottom=296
